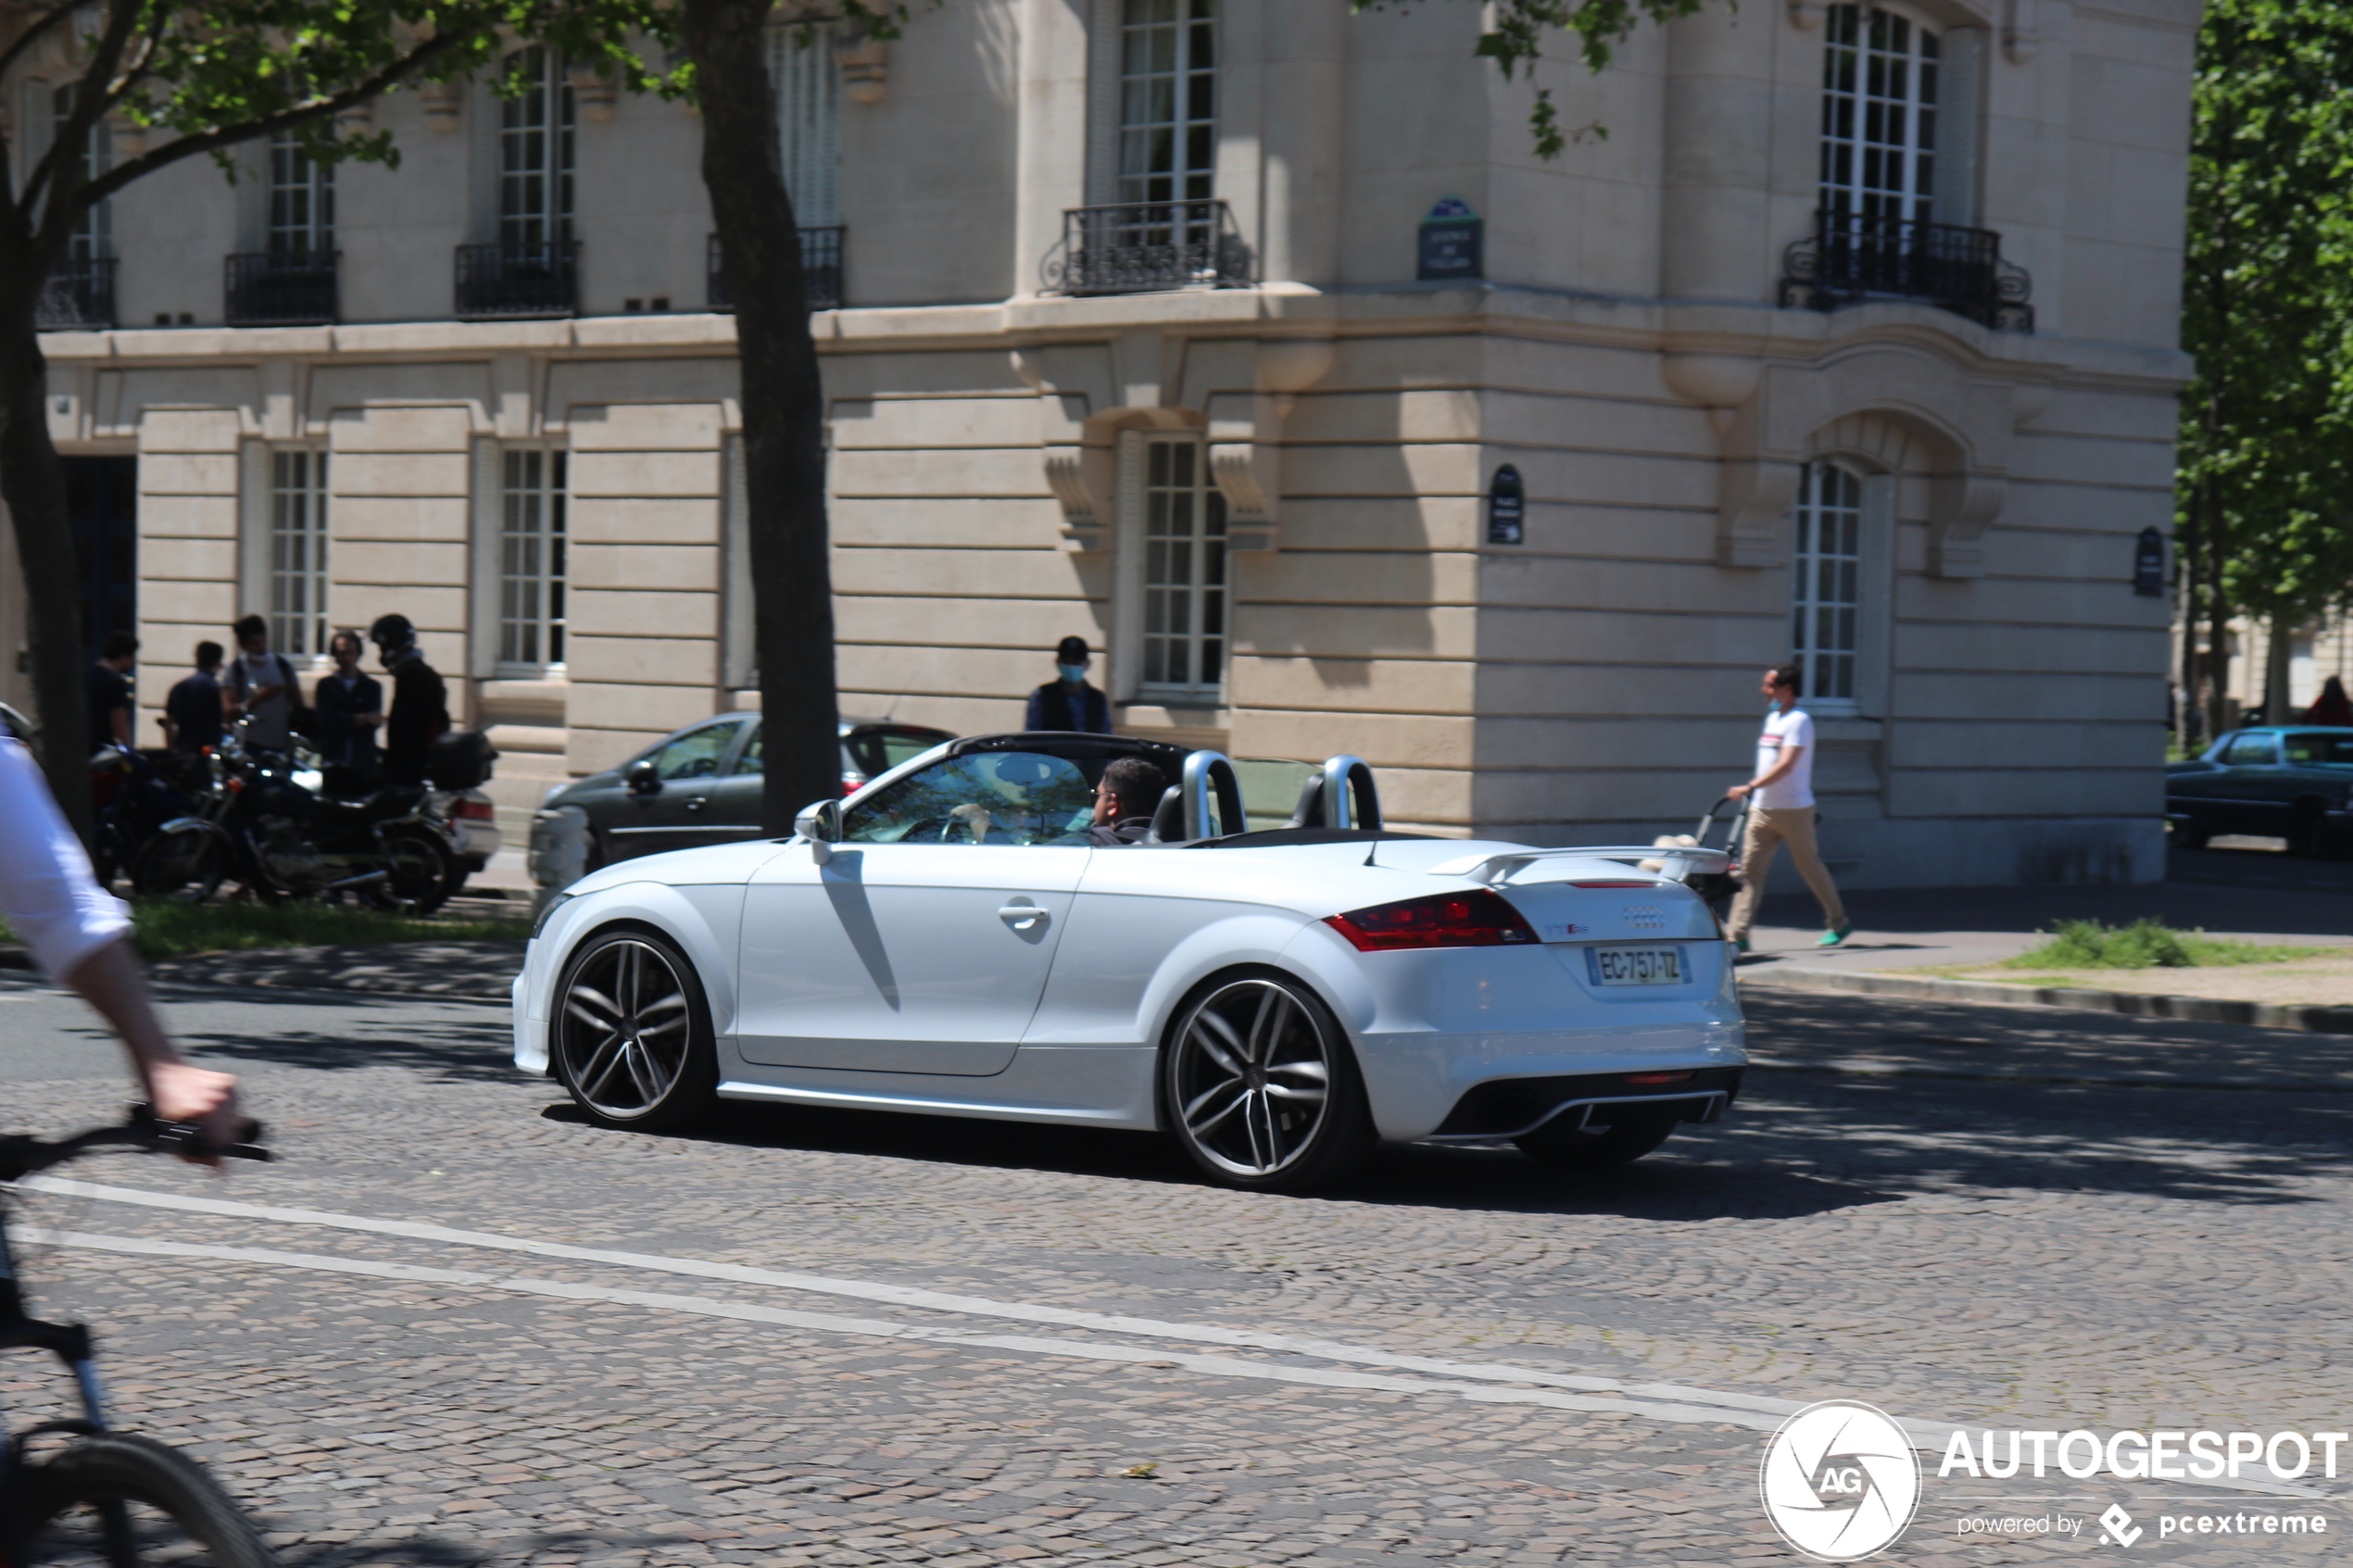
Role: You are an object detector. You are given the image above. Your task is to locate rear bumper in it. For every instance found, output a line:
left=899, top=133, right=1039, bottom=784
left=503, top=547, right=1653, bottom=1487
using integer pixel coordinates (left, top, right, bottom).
left=1427, top=1065, right=1746, bottom=1141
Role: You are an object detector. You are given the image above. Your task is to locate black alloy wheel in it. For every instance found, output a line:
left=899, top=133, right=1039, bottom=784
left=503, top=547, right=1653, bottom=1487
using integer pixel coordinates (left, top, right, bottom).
left=1162, top=971, right=1374, bottom=1193
left=552, top=928, right=718, bottom=1132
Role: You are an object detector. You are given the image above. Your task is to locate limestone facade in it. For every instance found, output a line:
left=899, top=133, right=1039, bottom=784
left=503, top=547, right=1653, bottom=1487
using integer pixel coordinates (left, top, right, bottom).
left=1, top=0, right=2196, bottom=885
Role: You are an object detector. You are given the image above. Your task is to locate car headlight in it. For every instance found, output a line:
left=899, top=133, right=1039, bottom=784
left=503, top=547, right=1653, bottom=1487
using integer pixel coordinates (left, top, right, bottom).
left=531, top=892, right=574, bottom=942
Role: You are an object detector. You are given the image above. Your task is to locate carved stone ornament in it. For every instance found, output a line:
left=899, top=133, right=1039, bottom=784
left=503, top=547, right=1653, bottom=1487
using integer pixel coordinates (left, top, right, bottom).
left=836, top=33, right=888, bottom=105
left=418, top=80, right=463, bottom=131
left=568, top=59, right=620, bottom=122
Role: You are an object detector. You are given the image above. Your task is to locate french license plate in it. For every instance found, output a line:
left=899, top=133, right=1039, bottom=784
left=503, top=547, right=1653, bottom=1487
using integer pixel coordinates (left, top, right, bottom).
left=1584, top=946, right=1685, bottom=987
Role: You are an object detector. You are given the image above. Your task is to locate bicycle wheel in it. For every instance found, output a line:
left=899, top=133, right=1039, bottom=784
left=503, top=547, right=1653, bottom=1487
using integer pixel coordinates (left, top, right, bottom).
left=25, top=1432, right=277, bottom=1567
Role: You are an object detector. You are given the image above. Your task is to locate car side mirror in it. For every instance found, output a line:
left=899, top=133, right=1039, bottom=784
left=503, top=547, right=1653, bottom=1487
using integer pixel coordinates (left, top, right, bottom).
left=624, top=759, right=661, bottom=797
left=795, top=797, right=843, bottom=863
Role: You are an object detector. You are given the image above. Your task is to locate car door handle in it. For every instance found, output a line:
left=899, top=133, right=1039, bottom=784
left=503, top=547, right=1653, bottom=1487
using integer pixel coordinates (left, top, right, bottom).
left=684, top=797, right=707, bottom=812
left=998, top=902, right=1047, bottom=931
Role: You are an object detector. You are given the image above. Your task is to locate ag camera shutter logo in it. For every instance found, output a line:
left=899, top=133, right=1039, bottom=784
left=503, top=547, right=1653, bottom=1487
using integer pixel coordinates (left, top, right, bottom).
left=1759, top=1400, right=1921, bottom=1562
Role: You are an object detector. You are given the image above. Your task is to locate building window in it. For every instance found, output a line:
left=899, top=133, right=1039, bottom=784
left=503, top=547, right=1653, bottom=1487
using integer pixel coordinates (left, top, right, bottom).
left=268, top=132, right=333, bottom=257
left=52, top=84, right=110, bottom=260
left=499, top=46, right=573, bottom=250
left=499, top=449, right=567, bottom=670
left=268, top=450, right=331, bottom=659
left=768, top=27, right=842, bottom=229
left=1138, top=436, right=1226, bottom=699
left=1819, top=4, right=1938, bottom=227
left=1119, top=0, right=1217, bottom=206
left=1791, top=458, right=1863, bottom=708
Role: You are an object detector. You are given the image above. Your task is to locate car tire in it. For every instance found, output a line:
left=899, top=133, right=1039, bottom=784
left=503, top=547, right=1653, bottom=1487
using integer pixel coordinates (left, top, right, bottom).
left=1514, top=1118, right=1676, bottom=1172
left=2287, top=800, right=2328, bottom=858
left=552, top=927, right=719, bottom=1133
left=1161, top=970, right=1375, bottom=1194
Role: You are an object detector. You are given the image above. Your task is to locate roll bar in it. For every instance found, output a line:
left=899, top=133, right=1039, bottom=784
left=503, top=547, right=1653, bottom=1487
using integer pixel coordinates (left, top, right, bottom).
left=1285, top=754, right=1384, bottom=832
left=1180, top=750, right=1245, bottom=842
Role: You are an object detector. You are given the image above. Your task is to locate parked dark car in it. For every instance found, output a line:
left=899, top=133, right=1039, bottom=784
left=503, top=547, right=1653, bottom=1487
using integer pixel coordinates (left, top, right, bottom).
left=540, top=715, right=954, bottom=869
left=2165, top=726, right=2353, bottom=854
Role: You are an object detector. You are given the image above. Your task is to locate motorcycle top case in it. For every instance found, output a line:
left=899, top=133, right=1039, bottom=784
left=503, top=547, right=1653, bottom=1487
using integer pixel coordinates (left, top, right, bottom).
left=426, top=730, right=498, bottom=790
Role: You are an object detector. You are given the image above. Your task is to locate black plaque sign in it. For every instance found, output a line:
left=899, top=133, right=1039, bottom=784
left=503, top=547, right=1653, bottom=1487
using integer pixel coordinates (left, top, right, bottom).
left=1418, top=196, right=1483, bottom=282
left=1487, top=464, right=1525, bottom=546
left=2133, top=526, right=2166, bottom=596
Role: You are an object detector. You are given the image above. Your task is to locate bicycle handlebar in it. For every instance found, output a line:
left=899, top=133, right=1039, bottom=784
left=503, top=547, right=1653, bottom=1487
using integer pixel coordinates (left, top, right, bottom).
left=0, top=1106, right=271, bottom=1183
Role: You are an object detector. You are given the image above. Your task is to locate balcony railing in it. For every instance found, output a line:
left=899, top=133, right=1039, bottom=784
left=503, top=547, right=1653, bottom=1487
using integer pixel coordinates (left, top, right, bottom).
left=36, top=257, right=116, bottom=331
left=1040, top=199, right=1252, bottom=296
left=1780, top=209, right=2033, bottom=331
left=706, top=226, right=845, bottom=313
left=454, top=241, right=580, bottom=319
left=224, top=251, right=339, bottom=325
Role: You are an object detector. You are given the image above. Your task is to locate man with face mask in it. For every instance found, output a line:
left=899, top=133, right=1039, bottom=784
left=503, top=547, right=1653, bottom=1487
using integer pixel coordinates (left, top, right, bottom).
left=1024, top=635, right=1113, bottom=734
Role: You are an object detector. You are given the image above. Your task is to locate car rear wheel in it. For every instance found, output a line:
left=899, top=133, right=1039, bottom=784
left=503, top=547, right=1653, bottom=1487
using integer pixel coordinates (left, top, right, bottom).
left=553, top=928, right=717, bottom=1132
left=2288, top=799, right=2331, bottom=858
left=1162, top=972, right=1373, bottom=1193
left=1515, top=1118, right=1676, bottom=1172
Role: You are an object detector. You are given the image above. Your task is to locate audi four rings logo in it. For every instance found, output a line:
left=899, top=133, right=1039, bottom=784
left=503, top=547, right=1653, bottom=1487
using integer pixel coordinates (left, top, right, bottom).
left=1622, top=905, right=1666, bottom=929
left=1759, top=1401, right=1922, bottom=1562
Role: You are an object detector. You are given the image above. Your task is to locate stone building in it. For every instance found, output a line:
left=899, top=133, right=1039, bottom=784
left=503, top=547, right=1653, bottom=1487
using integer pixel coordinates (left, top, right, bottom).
left=1, top=0, right=2195, bottom=885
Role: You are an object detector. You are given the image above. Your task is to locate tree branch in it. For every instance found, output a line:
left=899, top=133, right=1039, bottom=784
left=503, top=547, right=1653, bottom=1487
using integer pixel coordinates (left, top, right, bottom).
left=23, top=0, right=145, bottom=228
left=0, top=1, right=78, bottom=86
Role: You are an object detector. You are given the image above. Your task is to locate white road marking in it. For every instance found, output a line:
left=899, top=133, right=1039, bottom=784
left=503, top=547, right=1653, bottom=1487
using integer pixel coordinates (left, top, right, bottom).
left=21, top=1181, right=2328, bottom=1499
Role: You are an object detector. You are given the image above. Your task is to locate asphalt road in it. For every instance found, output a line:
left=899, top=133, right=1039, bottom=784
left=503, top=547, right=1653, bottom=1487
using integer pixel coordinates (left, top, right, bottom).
left=0, top=973, right=2344, bottom=1566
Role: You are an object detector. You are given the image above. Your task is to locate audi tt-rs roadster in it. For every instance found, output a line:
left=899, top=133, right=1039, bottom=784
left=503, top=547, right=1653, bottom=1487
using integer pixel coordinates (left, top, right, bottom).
left=515, top=732, right=1747, bottom=1191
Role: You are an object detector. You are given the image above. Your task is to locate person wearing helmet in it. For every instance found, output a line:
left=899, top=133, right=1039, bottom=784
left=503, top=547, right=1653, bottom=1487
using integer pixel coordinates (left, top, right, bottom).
left=368, top=614, right=448, bottom=787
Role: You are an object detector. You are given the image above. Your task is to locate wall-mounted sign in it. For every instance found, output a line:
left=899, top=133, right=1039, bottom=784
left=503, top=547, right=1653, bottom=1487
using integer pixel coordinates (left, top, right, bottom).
left=1487, top=464, right=1525, bottom=546
left=1418, top=196, right=1483, bottom=282
left=2133, top=526, right=2166, bottom=596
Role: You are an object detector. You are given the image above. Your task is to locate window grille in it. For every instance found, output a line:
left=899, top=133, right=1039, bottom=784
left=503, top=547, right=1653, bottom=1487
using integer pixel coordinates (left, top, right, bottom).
left=1791, top=459, right=1863, bottom=706
left=1118, top=0, right=1218, bottom=206
left=1819, top=5, right=1938, bottom=227
left=499, top=449, right=568, bottom=670
left=268, top=451, right=331, bottom=659
left=1139, top=436, right=1227, bottom=699
left=767, top=26, right=842, bottom=229
left=500, top=47, right=573, bottom=249
left=268, top=132, right=333, bottom=257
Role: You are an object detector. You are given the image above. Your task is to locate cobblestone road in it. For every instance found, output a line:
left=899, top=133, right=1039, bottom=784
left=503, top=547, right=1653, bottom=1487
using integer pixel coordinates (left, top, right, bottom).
left=0, top=973, right=2345, bottom=1567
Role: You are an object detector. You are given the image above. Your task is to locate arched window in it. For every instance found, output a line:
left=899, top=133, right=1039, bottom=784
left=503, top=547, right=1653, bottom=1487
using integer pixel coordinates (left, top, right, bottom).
left=1791, top=459, right=1865, bottom=707
left=1819, top=5, right=1938, bottom=228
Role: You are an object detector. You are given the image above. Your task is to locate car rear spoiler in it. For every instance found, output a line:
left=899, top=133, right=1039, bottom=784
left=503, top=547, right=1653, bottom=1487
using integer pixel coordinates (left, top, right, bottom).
left=1428, top=845, right=1731, bottom=886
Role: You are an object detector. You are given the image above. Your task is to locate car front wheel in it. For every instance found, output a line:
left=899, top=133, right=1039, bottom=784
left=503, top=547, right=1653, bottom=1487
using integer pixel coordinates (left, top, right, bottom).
left=1162, top=972, right=1374, bottom=1193
left=553, top=928, right=718, bottom=1132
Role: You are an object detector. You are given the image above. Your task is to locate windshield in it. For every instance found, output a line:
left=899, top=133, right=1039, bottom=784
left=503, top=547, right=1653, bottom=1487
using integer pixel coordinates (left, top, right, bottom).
left=843, top=750, right=1098, bottom=846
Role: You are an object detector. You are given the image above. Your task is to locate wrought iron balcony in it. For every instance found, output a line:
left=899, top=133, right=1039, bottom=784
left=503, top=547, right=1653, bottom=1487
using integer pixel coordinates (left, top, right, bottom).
left=706, top=226, right=845, bottom=313
left=35, top=257, right=115, bottom=330
left=224, top=251, right=338, bottom=325
left=1780, top=210, right=2033, bottom=332
left=454, top=241, right=580, bottom=319
left=1041, top=199, right=1252, bottom=296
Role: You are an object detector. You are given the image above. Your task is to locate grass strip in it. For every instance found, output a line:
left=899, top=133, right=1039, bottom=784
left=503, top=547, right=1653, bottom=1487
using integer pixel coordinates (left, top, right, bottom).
left=3, top=900, right=527, bottom=963
left=1996, top=918, right=2334, bottom=972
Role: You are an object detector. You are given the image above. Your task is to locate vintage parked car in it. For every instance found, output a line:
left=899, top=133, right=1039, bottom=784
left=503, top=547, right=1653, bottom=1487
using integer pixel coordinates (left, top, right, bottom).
left=534, top=715, right=954, bottom=872
left=513, top=732, right=1745, bottom=1193
left=2165, top=726, right=2353, bottom=854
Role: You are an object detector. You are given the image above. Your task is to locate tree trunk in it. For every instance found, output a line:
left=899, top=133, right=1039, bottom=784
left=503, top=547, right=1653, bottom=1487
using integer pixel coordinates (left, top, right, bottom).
left=0, top=313, right=94, bottom=838
left=2205, top=543, right=2232, bottom=738
left=2265, top=608, right=2296, bottom=722
left=680, top=0, right=840, bottom=836
left=2178, top=490, right=2203, bottom=752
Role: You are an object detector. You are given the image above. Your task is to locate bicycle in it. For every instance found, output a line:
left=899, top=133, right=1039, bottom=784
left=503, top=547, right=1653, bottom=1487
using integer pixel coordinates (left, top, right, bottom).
left=0, top=1109, right=275, bottom=1567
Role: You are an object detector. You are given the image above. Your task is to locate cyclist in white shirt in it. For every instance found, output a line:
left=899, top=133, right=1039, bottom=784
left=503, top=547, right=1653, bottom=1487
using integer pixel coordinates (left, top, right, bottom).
left=1724, top=665, right=1852, bottom=953
left=0, top=733, right=240, bottom=1152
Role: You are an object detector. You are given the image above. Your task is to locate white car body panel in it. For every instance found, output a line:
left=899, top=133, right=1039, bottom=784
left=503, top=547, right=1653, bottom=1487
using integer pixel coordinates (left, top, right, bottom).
left=513, top=816, right=1749, bottom=1147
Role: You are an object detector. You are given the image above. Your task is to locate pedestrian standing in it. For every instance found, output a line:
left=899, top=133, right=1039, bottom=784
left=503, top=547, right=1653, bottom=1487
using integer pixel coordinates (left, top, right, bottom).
left=313, top=630, right=385, bottom=785
left=2305, top=675, right=2353, bottom=728
left=161, top=641, right=225, bottom=753
left=221, top=614, right=304, bottom=753
left=369, top=613, right=447, bottom=786
left=84, top=631, right=138, bottom=750
left=1725, top=665, right=1851, bottom=952
left=1025, top=635, right=1113, bottom=734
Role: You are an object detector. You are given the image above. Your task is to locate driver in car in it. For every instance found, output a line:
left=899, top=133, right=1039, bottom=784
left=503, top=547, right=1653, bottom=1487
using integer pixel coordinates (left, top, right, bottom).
left=1087, top=757, right=1165, bottom=847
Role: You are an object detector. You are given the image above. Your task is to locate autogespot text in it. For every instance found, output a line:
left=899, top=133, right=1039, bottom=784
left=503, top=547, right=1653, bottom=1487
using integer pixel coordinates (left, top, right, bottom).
left=1940, top=1428, right=2349, bottom=1482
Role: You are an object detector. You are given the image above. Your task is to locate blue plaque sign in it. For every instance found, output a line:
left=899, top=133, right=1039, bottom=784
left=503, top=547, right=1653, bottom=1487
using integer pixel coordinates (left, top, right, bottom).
left=1418, top=196, right=1483, bottom=282
left=1487, top=464, right=1525, bottom=546
left=2133, top=527, right=2165, bottom=596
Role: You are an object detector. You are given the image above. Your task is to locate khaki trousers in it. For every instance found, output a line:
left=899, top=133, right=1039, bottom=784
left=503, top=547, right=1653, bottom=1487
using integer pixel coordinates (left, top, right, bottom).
left=1726, top=805, right=1847, bottom=940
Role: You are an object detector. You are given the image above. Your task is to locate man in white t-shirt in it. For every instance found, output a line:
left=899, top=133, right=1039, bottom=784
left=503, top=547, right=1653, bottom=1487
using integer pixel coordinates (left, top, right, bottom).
left=1725, top=665, right=1851, bottom=952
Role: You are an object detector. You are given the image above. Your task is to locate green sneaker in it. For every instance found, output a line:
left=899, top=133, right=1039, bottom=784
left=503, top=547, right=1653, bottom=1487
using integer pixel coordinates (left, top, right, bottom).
left=1731, top=935, right=1750, bottom=953
left=1817, top=922, right=1853, bottom=948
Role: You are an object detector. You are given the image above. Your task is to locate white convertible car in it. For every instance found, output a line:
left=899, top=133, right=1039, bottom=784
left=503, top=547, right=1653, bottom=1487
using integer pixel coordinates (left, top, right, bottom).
left=514, top=733, right=1746, bottom=1192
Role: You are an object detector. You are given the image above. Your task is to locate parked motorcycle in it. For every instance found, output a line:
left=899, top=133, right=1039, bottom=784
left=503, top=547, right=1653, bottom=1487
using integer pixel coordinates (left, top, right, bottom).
left=89, top=746, right=214, bottom=889
left=131, top=732, right=451, bottom=910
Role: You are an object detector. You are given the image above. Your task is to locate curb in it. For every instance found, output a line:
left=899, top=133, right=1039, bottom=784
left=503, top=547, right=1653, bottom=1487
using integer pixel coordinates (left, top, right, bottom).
left=1739, top=962, right=2353, bottom=1035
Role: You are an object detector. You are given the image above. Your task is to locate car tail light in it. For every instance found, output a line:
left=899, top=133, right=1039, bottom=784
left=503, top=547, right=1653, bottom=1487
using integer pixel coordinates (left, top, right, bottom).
left=840, top=771, right=866, bottom=796
left=1325, top=890, right=1539, bottom=951
left=1625, top=1072, right=1693, bottom=1085
left=453, top=797, right=496, bottom=822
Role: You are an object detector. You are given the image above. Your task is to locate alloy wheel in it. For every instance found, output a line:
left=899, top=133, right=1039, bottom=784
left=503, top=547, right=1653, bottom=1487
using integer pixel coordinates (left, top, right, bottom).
left=1168, top=977, right=1338, bottom=1179
left=557, top=937, right=695, bottom=1120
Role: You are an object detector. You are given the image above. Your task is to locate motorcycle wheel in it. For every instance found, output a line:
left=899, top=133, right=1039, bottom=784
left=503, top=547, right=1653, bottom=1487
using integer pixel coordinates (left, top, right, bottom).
left=364, top=826, right=452, bottom=915
left=130, top=830, right=228, bottom=904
